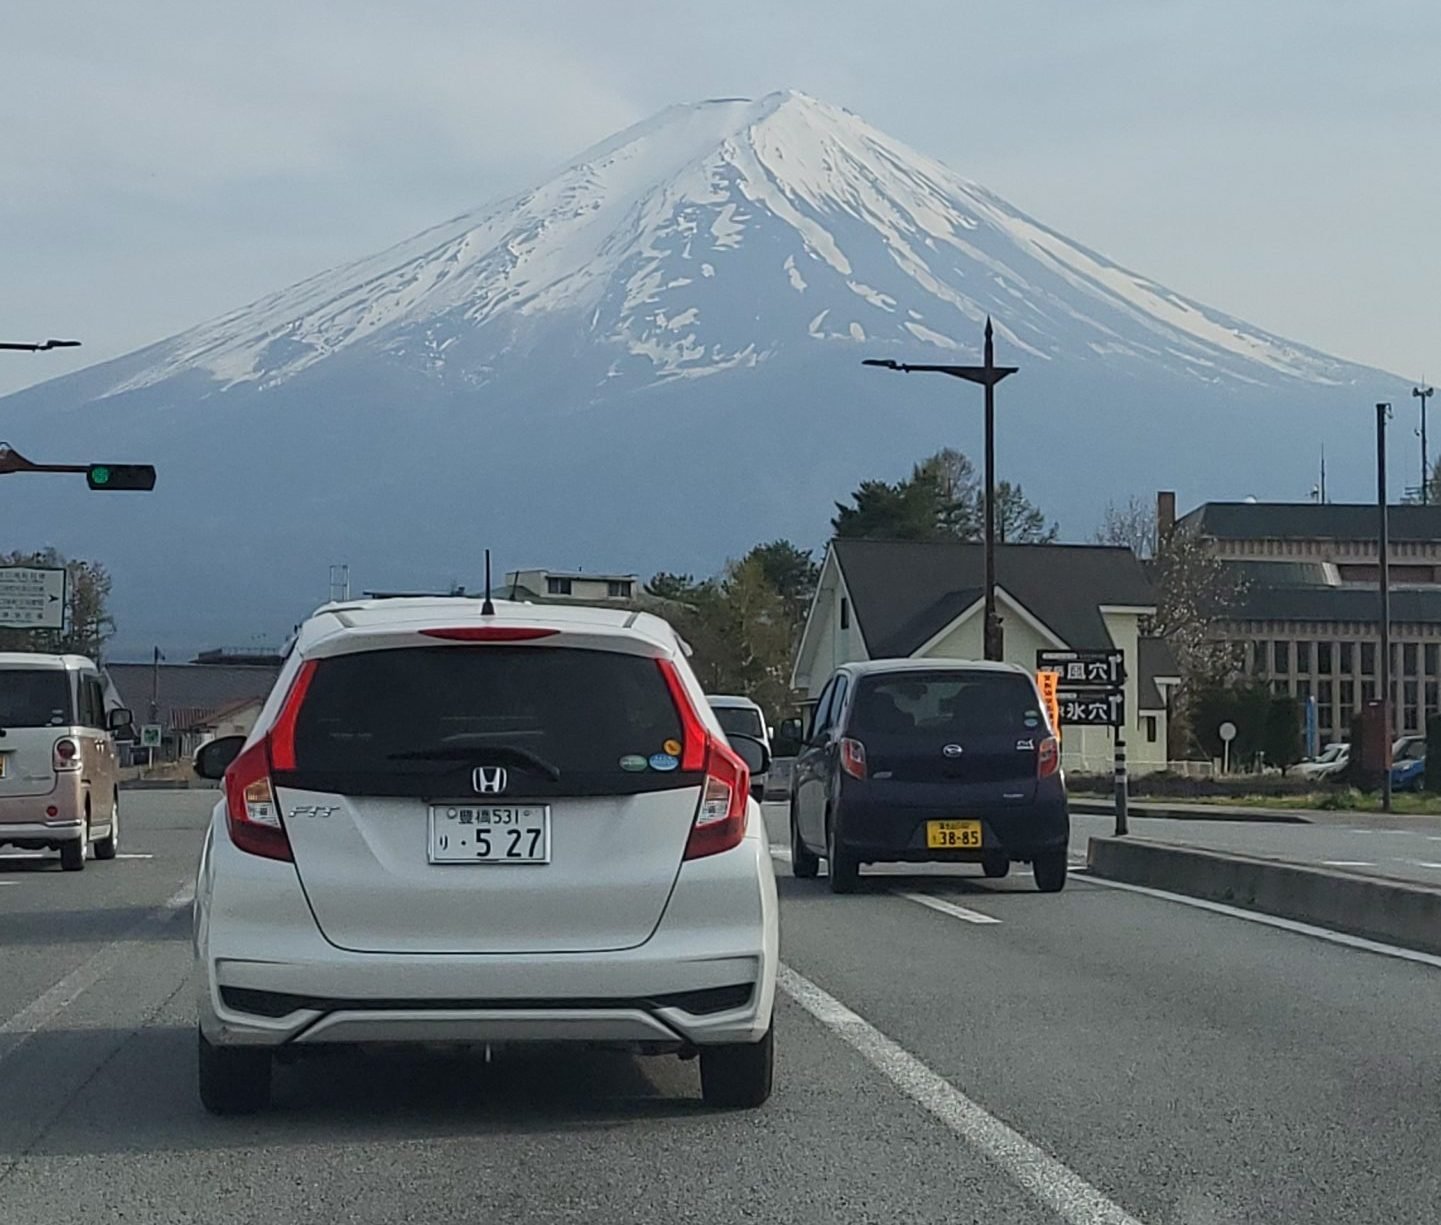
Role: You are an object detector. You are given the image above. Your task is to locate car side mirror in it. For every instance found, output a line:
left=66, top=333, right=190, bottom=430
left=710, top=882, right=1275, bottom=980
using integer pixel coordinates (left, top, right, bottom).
left=107, top=707, right=133, bottom=732
left=727, top=732, right=771, bottom=788
left=194, top=735, right=246, bottom=781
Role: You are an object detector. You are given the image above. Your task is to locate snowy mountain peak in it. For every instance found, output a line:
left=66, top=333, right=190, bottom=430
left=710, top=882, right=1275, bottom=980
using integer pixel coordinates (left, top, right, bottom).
left=101, top=90, right=1363, bottom=401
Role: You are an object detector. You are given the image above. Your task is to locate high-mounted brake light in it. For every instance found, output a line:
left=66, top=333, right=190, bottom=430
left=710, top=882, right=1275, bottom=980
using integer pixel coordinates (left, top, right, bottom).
left=1038, top=736, right=1061, bottom=779
left=223, top=740, right=293, bottom=862
left=419, top=626, right=559, bottom=642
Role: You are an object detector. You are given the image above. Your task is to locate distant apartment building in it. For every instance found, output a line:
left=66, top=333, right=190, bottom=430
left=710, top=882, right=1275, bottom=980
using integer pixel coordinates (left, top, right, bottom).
left=1173, top=498, right=1441, bottom=741
left=503, top=569, right=639, bottom=603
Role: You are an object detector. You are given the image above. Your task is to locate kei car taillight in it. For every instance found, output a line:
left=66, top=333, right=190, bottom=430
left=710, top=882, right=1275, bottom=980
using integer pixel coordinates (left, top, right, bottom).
left=53, top=738, right=81, bottom=772
left=1038, top=736, right=1061, bottom=778
left=839, top=737, right=868, bottom=779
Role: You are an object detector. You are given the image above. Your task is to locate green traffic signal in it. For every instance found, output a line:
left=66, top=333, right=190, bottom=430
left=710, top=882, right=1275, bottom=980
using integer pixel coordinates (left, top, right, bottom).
left=86, top=463, right=156, bottom=491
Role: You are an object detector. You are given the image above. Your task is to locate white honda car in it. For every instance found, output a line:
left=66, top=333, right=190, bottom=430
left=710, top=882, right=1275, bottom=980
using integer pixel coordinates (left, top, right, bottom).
left=192, top=597, right=778, bottom=1114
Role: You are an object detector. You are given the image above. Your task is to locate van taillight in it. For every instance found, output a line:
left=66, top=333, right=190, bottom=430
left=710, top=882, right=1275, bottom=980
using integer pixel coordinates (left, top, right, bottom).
left=1038, top=736, right=1060, bottom=778
left=223, top=740, right=293, bottom=862
left=53, top=738, right=80, bottom=771
left=839, top=737, right=867, bottom=779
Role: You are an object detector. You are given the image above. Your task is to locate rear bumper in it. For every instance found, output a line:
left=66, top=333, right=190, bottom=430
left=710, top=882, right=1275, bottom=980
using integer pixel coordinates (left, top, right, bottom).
left=835, top=778, right=1069, bottom=861
left=0, top=775, right=86, bottom=847
left=195, top=807, right=779, bottom=1051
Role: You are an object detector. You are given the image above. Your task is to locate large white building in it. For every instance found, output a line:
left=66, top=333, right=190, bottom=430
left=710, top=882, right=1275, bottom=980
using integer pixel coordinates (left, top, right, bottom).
left=791, top=539, right=1178, bottom=775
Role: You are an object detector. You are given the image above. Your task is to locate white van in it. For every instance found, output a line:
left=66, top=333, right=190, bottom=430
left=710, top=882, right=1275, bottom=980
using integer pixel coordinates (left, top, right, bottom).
left=0, top=653, right=132, bottom=870
left=707, top=695, right=771, bottom=794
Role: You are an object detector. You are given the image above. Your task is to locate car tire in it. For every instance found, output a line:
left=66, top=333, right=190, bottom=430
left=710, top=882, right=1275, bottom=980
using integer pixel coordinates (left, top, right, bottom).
left=1033, top=851, right=1067, bottom=893
left=198, top=1030, right=272, bottom=1115
left=60, top=831, right=86, bottom=872
left=94, top=794, right=119, bottom=861
left=789, top=800, right=819, bottom=879
left=826, top=808, right=860, bottom=894
left=699, top=1022, right=774, bottom=1109
left=981, top=853, right=1010, bottom=879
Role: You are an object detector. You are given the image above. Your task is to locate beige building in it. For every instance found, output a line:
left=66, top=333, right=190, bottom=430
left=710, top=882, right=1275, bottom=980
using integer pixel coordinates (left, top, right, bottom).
left=503, top=569, right=639, bottom=603
left=1176, top=500, right=1441, bottom=741
left=791, top=539, right=1178, bottom=775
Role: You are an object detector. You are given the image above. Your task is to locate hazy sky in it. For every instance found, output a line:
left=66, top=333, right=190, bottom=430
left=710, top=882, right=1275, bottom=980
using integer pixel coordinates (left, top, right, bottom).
left=3, top=0, right=1438, bottom=398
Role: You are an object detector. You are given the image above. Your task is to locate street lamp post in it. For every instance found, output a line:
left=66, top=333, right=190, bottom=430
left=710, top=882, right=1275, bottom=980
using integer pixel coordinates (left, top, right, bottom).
left=1416, top=383, right=1435, bottom=504
left=863, top=317, right=1018, bottom=661
left=1378, top=402, right=1393, bottom=814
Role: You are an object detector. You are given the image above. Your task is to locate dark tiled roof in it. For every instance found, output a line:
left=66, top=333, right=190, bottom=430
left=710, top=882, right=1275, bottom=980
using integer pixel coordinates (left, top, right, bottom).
left=1182, top=502, right=1441, bottom=542
left=105, top=662, right=281, bottom=730
left=832, top=540, right=1156, bottom=658
left=1222, top=560, right=1333, bottom=587
left=1226, top=585, right=1441, bottom=626
left=1137, top=637, right=1180, bottom=710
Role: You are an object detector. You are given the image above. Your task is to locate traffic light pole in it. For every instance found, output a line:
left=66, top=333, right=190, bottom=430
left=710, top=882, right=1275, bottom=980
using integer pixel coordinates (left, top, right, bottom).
left=0, top=444, right=156, bottom=489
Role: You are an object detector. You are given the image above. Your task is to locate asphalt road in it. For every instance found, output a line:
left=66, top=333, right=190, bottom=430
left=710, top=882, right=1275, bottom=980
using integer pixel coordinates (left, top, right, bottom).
left=1070, top=810, right=1441, bottom=887
left=2, top=794, right=1440, bottom=1223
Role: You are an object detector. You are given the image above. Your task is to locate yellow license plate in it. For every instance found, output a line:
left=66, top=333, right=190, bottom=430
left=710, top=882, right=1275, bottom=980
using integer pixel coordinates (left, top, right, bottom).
left=927, top=819, right=982, bottom=849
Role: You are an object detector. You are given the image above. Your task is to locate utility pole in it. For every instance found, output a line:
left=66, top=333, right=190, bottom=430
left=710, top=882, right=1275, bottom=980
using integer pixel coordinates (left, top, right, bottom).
left=862, top=317, right=1018, bottom=660
left=1416, top=383, right=1435, bottom=504
left=1378, top=402, right=1393, bottom=813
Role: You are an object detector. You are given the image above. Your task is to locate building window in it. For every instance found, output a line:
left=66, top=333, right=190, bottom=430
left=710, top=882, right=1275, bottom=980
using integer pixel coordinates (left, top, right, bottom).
left=1427, top=644, right=1439, bottom=676
left=607, top=580, right=632, bottom=599
left=1340, top=642, right=1354, bottom=674
left=1144, top=715, right=1158, bottom=743
left=546, top=576, right=573, bottom=595
left=1404, top=643, right=1419, bottom=676
left=1404, top=681, right=1420, bottom=731
left=1272, top=680, right=1290, bottom=697
left=1296, top=641, right=1311, bottom=674
left=1273, top=640, right=1290, bottom=674
left=1296, top=679, right=1312, bottom=704
left=1340, top=680, right=1355, bottom=717
left=1252, top=640, right=1269, bottom=674
left=840, top=598, right=850, bottom=630
left=1316, top=641, right=1333, bottom=674
left=1317, top=681, right=1333, bottom=737
left=1362, top=680, right=1376, bottom=703
left=1361, top=642, right=1376, bottom=675
left=1427, top=681, right=1439, bottom=719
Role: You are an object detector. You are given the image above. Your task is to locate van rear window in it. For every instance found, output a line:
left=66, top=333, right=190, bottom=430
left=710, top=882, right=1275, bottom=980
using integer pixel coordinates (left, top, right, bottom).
left=850, top=672, right=1043, bottom=737
left=283, top=646, right=688, bottom=796
left=0, top=670, right=73, bottom=728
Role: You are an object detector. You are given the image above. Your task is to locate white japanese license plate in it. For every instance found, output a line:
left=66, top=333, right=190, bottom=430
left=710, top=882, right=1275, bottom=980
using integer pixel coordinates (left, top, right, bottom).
left=428, top=805, right=551, bottom=864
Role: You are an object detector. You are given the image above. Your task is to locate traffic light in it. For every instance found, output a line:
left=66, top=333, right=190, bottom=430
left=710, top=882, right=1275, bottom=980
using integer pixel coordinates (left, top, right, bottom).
left=86, top=463, right=156, bottom=491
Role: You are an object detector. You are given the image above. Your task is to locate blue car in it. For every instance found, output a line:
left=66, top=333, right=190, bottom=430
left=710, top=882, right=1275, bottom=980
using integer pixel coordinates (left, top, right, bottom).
left=1391, top=737, right=1427, bottom=792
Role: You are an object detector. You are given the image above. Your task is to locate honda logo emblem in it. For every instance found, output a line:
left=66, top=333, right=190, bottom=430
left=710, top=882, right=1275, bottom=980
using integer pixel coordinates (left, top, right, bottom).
left=941, top=744, right=964, bottom=758
left=472, top=766, right=508, bottom=794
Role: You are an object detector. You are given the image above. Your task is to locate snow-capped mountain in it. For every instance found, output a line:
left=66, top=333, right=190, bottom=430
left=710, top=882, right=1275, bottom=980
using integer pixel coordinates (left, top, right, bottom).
left=0, top=90, right=1406, bottom=654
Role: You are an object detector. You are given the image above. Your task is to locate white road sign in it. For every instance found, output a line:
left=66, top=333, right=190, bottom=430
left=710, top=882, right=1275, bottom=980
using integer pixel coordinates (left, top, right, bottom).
left=0, top=566, right=66, bottom=630
left=140, top=724, right=163, bottom=748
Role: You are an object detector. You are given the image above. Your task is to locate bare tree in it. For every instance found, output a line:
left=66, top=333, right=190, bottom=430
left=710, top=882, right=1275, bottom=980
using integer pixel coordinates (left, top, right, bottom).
left=1095, top=495, right=1157, bottom=559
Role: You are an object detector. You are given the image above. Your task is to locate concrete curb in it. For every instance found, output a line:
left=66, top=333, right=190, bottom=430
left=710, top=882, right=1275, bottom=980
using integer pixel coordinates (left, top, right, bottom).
left=1070, top=797, right=1312, bottom=824
left=1086, top=836, right=1441, bottom=957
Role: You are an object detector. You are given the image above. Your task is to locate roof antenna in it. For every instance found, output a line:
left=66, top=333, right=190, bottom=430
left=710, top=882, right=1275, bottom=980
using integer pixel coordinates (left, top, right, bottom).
left=481, top=549, right=496, bottom=616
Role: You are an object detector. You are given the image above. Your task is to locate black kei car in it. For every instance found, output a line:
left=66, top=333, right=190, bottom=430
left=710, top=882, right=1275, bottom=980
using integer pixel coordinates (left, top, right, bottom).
left=788, top=659, right=1069, bottom=893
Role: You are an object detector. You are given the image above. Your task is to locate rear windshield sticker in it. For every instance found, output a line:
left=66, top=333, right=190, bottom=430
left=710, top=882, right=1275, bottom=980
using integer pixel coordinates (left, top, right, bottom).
left=648, top=752, right=679, bottom=772
left=662, top=738, right=682, bottom=757
left=619, top=754, right=649, bottom=772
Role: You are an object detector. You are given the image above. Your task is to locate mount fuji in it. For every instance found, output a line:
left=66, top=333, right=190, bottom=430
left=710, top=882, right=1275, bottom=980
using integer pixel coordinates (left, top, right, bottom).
left=0, top=90, right=1406, bottom=654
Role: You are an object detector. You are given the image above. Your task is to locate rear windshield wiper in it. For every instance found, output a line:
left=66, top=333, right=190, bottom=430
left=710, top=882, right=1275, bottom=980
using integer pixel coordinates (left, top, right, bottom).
left=385, top=744, right=562, bottom=781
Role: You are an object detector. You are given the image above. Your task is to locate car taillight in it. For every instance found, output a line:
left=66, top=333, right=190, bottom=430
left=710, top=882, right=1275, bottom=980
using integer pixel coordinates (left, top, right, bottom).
left=223, top=740, right=293, bottom=861
left=840, top=737, right=867, bottom=779
left=53, top=738, right=80, bottom=771
left=685, top=737, right=750, bottom=860
left=656, top=659, right=708, bottom=771
left=1038, top=736, right=1060, bottom=779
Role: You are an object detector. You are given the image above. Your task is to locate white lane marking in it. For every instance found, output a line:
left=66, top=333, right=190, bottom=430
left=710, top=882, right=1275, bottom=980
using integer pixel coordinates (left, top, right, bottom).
left=0, top=883, right=193, bottom=1065
left=1075, top=873, right=1441, bottom=970
left=893, top=891, right=1002, bottom=924
left=1405, top=860, right=1441, bottom=870
left=778, top=964, right=1143, bottom=1225
left=115, top=852, right=153, bottom=860
left=1321, top=860, right=1375, bottom=867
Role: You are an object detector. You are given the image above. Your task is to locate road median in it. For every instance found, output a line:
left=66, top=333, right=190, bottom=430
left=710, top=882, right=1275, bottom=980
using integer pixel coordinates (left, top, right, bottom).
left=1086, top=836, right=1441, bottom=957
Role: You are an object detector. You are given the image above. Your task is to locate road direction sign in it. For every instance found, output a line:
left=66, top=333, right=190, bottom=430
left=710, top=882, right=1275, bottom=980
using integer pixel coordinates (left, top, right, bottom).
left=1057, top=687, right=1125, bottom=728
left=139, top=724, right=163, bottom=748
left=1037, top=648, right=1126, bottom=688
left=0, top=566, right=66, bottom=629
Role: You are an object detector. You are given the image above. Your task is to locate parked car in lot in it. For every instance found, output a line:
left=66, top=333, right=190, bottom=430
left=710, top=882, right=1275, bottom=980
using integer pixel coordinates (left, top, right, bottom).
left=789, top=659, right=1069, bottom=893
left=1391, top=735, right=1427, bottom=792
left=0, top=652, right=131, bottom=870
left=192, top=598, right=777, bottom=1114
left=1295, top=742, right=1349, bottom=781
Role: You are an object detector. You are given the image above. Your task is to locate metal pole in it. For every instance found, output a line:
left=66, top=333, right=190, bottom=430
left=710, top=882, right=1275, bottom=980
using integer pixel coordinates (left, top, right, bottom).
left=1378, top=402, right=1393, bottom=813
left=1113, top=730, right=1128, bottom=836
left=983, top=319, right=1000, bottom=661
left=1417, top=385, right=1434, bottom=504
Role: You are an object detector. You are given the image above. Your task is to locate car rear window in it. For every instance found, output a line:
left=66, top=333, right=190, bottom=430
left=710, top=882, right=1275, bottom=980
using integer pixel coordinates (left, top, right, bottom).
left=712, top=705, right=764, bottom=739
left=283, top=645, right=689, bottom=797
left=0, top=669, right=73, bottom=728
left=849, top=671, right=1044, bottom=737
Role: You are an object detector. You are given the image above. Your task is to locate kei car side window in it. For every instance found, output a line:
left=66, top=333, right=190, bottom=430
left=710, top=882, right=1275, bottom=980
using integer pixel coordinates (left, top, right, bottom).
left=821, top=677, right=849, bottom=737
left=808, top=680, right=836, bottom=741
